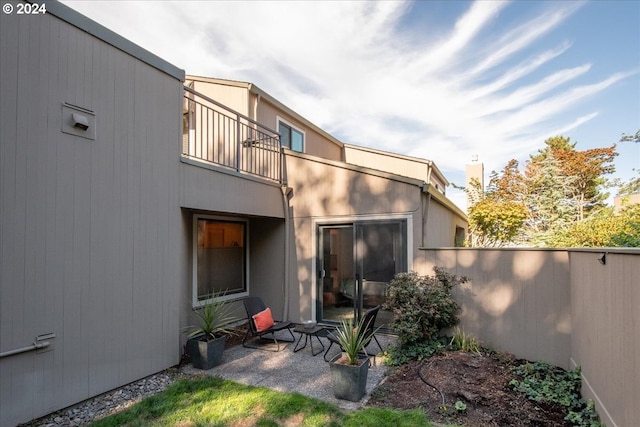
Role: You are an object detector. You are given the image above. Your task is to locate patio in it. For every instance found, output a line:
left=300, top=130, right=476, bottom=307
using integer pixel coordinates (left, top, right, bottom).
left=181, top=331, right=397, bottom=411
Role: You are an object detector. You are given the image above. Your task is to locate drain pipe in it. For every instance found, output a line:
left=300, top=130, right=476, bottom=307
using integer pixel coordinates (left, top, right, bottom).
left=281, top=185, right=293, bottom=321
left=421, top=183, right=431, bottom=248
left=421, top=163, right=433, bottom=248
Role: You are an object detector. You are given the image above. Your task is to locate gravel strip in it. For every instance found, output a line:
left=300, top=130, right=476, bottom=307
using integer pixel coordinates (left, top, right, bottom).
left=19, top=368, right=189, bottom=427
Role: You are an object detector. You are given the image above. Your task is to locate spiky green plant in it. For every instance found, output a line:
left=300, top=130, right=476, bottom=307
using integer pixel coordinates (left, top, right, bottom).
left=333, top=316, right=376, bottom=365
left=186, top=293, right=239, bottom=341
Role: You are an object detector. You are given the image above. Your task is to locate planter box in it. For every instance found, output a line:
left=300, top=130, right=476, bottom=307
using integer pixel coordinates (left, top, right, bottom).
left=188, top=335, right=226, bottom=370
left=329, top=354, right=370, bottom=401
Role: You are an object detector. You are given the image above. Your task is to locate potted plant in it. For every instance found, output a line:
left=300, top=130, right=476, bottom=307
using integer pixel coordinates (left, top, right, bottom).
left=186, top=294, right=239, bottom=370
left=328, top=316, right=376, bottom=401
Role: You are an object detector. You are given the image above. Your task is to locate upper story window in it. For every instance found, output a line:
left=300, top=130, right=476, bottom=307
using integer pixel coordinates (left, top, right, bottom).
left=278, top=117, right=304, bottom=152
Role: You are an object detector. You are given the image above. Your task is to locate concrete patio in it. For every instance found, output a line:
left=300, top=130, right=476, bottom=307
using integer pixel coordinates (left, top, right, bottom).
left=181, top=331, right=397, bottom=411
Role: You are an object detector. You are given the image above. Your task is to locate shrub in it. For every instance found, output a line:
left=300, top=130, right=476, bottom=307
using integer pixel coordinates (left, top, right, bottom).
left=384, top=268, right=467, bottom=345
left=383, top=337, right=448, bottom=366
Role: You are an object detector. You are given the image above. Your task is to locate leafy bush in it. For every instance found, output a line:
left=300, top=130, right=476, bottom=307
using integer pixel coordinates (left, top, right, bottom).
left=384, top=268, right=467, bottom=345
left=510, top=361, right=605, bottom=427
left=383, top=337, right=447, bottom=366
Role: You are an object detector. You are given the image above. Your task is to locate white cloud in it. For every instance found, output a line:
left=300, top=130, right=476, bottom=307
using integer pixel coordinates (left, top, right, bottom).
left=61, top=0, right=638, bottom=210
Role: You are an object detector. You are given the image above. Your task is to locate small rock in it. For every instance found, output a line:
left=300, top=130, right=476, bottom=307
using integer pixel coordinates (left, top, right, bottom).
left=19, top=370, right=181, bottom=426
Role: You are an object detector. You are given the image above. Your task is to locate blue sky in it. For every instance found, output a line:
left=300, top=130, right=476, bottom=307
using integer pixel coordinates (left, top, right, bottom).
left=61, top=0, right=640, bottom=210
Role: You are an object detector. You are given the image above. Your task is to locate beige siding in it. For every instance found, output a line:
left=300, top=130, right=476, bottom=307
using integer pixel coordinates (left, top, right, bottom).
left=344, top=145, right=446, bottom=190
left=257, top=98, right=343, bottom=161
left=247, top=217, right=287, bottom=318
left=570, top=251, right=640, bottom=427
left=425, top=197, right=468, bottom=247
left=179, top=160, right=284, bottom=218
left=0, top=9, right=183, bottom=426
left=190, top=78, right=250, bottom=116
left=415, top=249, right=572, bottom=369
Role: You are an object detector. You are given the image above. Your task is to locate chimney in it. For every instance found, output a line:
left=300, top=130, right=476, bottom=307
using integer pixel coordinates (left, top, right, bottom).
left=465, top=156, right=484, bottom=213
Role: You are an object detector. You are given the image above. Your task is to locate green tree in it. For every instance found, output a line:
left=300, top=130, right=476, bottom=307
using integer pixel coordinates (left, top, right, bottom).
left=546, top=205, right=640, bottom=247
left=612, top=129, right=640, bottom=196
left=614, top=171, right=640, bottom=197
left=466, top=161, right=528, bottom=247
left=464, top=135, right=620, bottom=247
left=524, top=153, right=578, bottom=244
left=468, top=198, right=528, bottom=247
left=529, top=136, right=617, bottom=221
left=620, top=129, right=639, bottom=143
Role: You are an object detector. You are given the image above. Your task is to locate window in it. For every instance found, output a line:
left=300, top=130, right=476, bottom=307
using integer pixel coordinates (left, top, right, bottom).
left=278, top=118, right=304, bottom=152
left=193, top=215, right=248, bottom=305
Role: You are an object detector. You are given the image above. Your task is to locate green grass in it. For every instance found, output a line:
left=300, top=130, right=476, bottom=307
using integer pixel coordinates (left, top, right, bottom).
left=88, top=376, right=436, bottom=427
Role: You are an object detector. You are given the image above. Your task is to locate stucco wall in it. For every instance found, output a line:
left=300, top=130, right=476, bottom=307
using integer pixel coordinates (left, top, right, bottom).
left=416, top=249, right=572, bottom=369
left=284, top=152, right=425, bottom=321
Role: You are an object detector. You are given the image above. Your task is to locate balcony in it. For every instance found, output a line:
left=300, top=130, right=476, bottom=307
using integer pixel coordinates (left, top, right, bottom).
left=183, top=86, right=283, bottom=183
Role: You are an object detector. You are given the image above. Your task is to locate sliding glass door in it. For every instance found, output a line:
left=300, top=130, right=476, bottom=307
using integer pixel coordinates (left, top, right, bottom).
left=317, top=220, right=406, bottom=328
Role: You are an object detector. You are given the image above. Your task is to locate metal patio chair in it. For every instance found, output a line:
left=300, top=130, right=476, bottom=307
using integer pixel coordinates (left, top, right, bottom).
left=242, top=297, right=295, bottom=352
left=323, top=305, right=384, bottom=362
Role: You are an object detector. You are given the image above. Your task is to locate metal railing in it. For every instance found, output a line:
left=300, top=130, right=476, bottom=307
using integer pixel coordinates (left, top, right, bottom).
left=183, top=86, right=282, bottom=183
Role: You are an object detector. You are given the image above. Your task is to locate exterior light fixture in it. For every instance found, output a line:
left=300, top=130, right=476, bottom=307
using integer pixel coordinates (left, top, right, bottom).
left=597, top=252, right=606, bottom=265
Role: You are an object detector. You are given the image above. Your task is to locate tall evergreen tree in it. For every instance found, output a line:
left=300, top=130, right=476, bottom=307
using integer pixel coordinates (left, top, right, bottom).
left=465, top=135, right=619, bottom=247
left=529, top=136, right=617, bottom=221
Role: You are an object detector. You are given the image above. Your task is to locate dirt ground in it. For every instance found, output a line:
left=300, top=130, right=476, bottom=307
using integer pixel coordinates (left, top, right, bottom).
left=367, top=350, right=569, bottom=426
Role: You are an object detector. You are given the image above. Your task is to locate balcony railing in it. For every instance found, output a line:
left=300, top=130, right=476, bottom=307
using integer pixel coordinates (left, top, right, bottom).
left=183, top=86, right=282, bottom=183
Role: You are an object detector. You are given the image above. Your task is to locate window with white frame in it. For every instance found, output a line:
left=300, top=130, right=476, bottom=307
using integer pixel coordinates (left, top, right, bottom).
left=193, top=215, right=248, bottom=305
left=278, top=118, right=304, bottom=152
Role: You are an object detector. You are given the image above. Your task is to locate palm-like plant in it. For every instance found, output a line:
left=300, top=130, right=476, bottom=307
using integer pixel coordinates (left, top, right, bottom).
left=187, top=294, right=239, bottom=341
left=333, top=316, right=375, bottom=365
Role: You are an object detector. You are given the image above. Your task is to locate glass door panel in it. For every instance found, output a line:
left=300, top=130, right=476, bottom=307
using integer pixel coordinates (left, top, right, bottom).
left=318, top=226, right=355, bottom=324
left=356, top=221, right=406, bottom=328
left=318, top=220, right=407, bottom=329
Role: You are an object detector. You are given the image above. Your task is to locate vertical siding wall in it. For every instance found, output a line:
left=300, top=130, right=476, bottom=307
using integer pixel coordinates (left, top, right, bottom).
left=417, top=248, right=640, bottom=427
left=570, top=251, right=640, bottom=427
left=424, top=199, right=468, bottom=248
left=416, top=249, right=572, bottom=369
left=0, top=9, right=183, bottom=426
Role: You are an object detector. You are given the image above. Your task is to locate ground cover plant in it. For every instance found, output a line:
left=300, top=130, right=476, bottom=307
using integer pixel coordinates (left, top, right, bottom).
left=88, top=376, right=437, bottom=427
left=373, top=268, right=604, bottom=426
left=369, top=348, right=604, bottom=427
left=510, top=361, right=604, bottom=427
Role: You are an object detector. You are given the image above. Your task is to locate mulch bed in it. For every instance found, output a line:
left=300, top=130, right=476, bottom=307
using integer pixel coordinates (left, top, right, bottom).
left=367, top=350, right=569, bottom=426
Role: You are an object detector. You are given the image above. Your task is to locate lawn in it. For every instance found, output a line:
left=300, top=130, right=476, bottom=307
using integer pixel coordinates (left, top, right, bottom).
left=88, top=375, right=440, bottom=427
